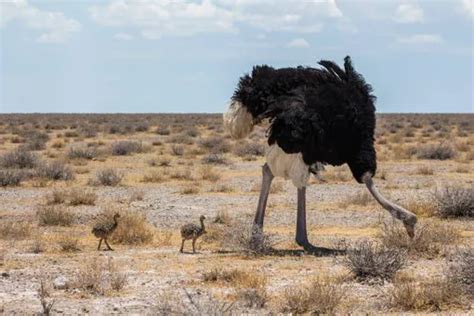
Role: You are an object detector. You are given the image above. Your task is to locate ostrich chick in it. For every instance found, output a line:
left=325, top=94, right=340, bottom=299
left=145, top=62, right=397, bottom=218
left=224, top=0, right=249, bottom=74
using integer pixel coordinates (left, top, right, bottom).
left=92, top=213, right=120, bottom=251
left=180, top=215, right=206, bottom=253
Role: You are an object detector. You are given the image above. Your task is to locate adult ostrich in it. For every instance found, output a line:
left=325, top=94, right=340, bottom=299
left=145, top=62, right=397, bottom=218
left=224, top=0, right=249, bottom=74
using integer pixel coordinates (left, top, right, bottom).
left=223, top=56, right=417, bottom=251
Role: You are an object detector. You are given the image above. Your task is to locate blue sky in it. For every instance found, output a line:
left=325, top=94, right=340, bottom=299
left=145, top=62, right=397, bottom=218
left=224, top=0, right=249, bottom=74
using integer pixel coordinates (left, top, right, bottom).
left=0, top=0, right=473, bottom=113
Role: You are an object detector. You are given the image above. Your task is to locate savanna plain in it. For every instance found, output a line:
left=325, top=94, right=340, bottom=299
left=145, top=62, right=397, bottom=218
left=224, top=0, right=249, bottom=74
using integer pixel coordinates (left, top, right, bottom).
left=0, top=113, right=472, bottom=315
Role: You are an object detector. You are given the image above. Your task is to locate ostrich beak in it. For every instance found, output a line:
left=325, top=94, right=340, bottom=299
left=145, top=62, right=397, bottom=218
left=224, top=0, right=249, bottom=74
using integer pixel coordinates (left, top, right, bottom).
left=362, top=172, right=417, bottom=238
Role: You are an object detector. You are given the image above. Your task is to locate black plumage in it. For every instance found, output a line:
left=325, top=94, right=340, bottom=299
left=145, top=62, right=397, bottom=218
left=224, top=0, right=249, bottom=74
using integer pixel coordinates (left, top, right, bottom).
left=232, top=56, right=377, bottom=183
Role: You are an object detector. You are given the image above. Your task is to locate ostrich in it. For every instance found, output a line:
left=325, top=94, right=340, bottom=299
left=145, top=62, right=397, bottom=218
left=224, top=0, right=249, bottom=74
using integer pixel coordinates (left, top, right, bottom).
left=92, top=213, right=120, bottom=251
left=223, top=56, right=417, bottom=252
left=180, top=215, right=206, bottom=253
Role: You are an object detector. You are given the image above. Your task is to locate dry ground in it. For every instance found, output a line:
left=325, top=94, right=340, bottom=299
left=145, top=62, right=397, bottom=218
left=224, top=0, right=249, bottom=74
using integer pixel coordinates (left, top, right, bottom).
left=0, top=113, right=473, bottom=314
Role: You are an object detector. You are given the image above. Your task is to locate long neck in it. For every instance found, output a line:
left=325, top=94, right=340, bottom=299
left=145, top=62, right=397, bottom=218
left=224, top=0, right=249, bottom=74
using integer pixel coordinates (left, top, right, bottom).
left=200, top=219, right=205, bottom=231
left=113, top=216, right=118, bottom=226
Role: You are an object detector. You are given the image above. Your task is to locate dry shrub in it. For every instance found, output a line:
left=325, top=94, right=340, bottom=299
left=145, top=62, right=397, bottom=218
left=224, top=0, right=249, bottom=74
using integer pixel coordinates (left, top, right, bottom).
left=218, top=221, right=279, bottom=256
left=416, top=143, right=456, bottom=160
left=57, top=235, right=81, bottom=252
left=1, top=148, right=38, bottom=168
left=0, top=169, right=26, bottom=187
left=180, top=183, right=200, bottom=194
left=110, top=210, right=154, bottom=245
left=155, top=126, right=171, bottom=135
left=155, top=231, right=172, bottom=247
left=233, top=271, right=267, bottom=308
left=0, top=221, right=33, bottom=239
left=199, top=165, right=220, bottom=182
left=37, top=205, right=74, bottom=226
left=141, top=171, right=166, bottom=183
left=202, top=153, right=229, bottom=165
left=169, top=168, right=193, bottom=181
left=67, top=146, right=97, bottom=160
left=128, top=189, right=145, bottom=203
left=415, top=165, right=434, bottom=175
left=111, top=140, right=143, bottom=156
left=213, top=209, right=231, bottom=225
left=46, top=189, right=68, bottom=205
left=343, top=240, right=406, bottom=281
left=35, top=161, right=74, bottom=181
left=403, top=199, right=436, bottom=217
left=38, top=280, right=55, bottom=316
left=155, top=289, right=234, bottom=315
left=170, top=144, right=184, bottom=156
left=168, top=133, right=194, bottom=145
left=67, top=188, right=97, bottom=206
left=433, top=186, right=474, bottom=218
left=74, top=258, right=128, bottom=295
left=92, top=168, right=123, bottom=186
left=281, top=277, right=345, bottom=314
left=388, top=278, right=464, bottom=311
left=234, top=142, right=265, bottom=157
left=380, top=221, right=459, bottom=257
left=199, top=136, right=231, bottom=154
left=448, top=248, right=474, bottom=296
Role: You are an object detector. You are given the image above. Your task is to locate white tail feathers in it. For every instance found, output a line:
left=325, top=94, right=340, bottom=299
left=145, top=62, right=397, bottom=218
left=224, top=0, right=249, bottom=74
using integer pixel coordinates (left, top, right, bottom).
left=223, top=101, right=254, bottom=139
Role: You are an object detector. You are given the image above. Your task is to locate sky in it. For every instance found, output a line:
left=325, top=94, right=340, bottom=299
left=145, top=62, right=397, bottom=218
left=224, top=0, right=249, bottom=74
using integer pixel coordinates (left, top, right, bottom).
left=0, top=0, right=473, bottom=113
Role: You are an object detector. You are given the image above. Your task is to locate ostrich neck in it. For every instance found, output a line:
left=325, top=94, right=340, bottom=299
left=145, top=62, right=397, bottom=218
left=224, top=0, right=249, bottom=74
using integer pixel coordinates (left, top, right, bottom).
left=200, top=219, right=205, bottom=232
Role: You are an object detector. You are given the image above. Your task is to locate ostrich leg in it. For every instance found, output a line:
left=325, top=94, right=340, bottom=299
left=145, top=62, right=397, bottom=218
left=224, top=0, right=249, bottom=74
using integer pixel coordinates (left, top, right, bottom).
left=252, top=164, right=274, bottom=236
left=295, top=187, right=317, bottom=250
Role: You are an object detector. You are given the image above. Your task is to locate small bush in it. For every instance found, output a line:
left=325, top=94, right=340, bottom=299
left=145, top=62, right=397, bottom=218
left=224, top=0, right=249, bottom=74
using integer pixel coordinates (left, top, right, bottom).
left=448, top=248, right=474, bottom=296
left=415, top=166, right=434, bottom=175
left=433, top=186, right=474, bottom=218
left=199, top=165, right=220, bottom=182
left=180, top=183, right=200, bottom=194
left=416, top=143, right=456, bottom=160
left=380, top=221, right=459, bottom=257
left=45, top=190, right=66, bottom=205
left=67, top=147, right=97, bottom=160
left=57, top=235, right=80, bottom=252
left=111, top=141, right=143, bottom=156
left=141, top=171, right=165, bottom=183
left=343, top=240, right=405, bottom=281
left=0, top=169, right=26, bottom=186
left=388, top=279, right=464, bottom=311
left=35, top=161, right=74, bottom=181
left=199, top=137, right=231, bottom=154
left=0, top=221, right=33, bottom=239
left=202, top=153, right=229, bottom=165
left=234, top=142, right=265, bottom=157
left=281, top=277, right=345, bottom=314
left=219, top=222, right=278, bottom=256
left=67, top=188, right=97, bottom=206
left=93, top=169, right=123, bottom=186
left=171, top=144, right=184, bottom=156
left=155, top=126, right=171, bottom=135
left=1, top=148, right=38, bottom=168
left=110, top=211, right=154, bottom=245
left=37, top=206, right=74, bottom=226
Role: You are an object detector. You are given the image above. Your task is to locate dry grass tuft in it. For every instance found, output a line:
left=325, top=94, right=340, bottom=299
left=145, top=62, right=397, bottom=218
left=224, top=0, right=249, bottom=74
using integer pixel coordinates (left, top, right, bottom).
left=343, top=240, right=406, bottom=281
left=433, top=186, right=473, bottom=218
left=57, top=235, right=81, bottom=252
left=403, top=199, right=436, bottom=217
left=199, top=165, right=221, bottom=182
left=448, top=248, right=474, bottom=296
left=281, top=277, right=345, bottom=314
left=73, top=258, right=128, bottom=295
left=0, top=169, right=26, bottom=187
left=415, top=165, right=434, bottom=175
left=0, top=221, right=33, bottom=239
left=416, top=143, right=456, bottom=160
left=37, top=205, right=74, bottom=226
left=67, top=188, right=97, bottom=206
left=109, top=210, right=154, bottom=245
left=388, top=278, right=464, bottom=311
left=180, top=183, right=200, bottom=194
left=92, top=168, right=123, bottom=186
left=35, top=161, right=74, bottom=181
left=380, top=221, right=459, bottom=257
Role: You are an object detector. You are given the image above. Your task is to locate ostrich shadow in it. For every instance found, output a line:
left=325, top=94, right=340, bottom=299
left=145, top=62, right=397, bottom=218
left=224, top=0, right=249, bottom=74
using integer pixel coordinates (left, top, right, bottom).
left=216, top=246, right=346, bottom=257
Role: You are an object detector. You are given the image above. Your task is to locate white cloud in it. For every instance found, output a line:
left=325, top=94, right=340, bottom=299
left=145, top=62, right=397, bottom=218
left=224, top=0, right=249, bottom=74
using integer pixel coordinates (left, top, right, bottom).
left=113, top=32, right=133, bottom=40
left=460, top=0, right=474, bottom=17
left=287, top=38, right=309, bottom=48
left=393, top=3, right=424, bottom=23
left=90, top=0, right=236, bottom=38
left=89, top=0, right=343, bottom=39
left=0, top=0, right=81, bottom=43
left=397, top=34, right=443, bottom=44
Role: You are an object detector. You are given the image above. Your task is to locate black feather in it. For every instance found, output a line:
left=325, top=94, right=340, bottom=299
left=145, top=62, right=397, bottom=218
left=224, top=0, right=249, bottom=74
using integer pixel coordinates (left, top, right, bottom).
left=231, top=56, right=377, bottom=183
